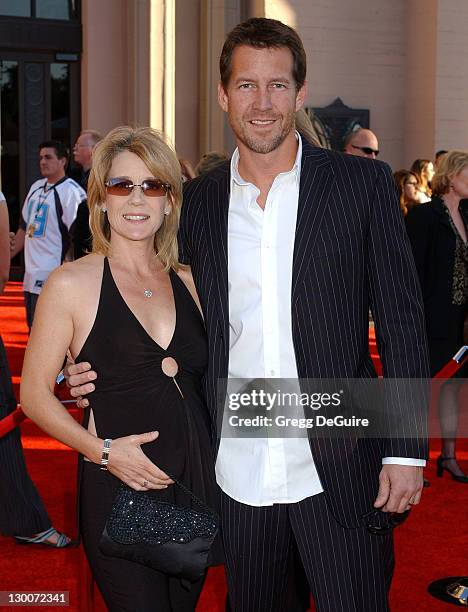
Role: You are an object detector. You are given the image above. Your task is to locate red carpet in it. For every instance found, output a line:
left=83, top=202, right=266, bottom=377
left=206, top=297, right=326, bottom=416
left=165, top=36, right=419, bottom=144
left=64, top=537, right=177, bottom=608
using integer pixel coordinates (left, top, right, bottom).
left=1, top=282, right=467, bottom=611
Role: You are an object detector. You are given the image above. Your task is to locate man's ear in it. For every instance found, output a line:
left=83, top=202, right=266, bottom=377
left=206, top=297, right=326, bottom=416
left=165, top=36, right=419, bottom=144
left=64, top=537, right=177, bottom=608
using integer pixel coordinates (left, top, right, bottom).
left=295, top=80, right=307, bottom=112
left=218, top=82, right=229, bottom=113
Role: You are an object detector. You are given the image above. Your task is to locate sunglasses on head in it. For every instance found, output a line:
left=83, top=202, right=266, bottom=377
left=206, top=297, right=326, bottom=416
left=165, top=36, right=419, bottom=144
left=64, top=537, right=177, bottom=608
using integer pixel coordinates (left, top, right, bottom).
left=105, top=177, right=171, bottom=197
left=351, top=144, right=380, bottom=156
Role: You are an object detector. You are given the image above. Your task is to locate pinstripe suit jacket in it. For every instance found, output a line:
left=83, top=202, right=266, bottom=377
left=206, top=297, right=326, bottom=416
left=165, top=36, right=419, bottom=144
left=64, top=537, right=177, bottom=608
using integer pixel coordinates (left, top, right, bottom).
left=180, top=137, right=430, bottom=526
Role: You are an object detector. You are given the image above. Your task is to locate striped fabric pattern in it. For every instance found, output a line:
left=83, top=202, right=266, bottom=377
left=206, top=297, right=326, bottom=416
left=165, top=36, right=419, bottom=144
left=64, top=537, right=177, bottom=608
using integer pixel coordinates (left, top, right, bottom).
left=179, top=136, right=430, bottom=528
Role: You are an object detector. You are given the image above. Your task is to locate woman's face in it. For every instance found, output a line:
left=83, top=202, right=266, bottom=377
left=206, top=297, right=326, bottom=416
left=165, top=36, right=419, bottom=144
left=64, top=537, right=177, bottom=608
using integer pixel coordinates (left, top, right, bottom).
left=404, top=175, right=419, bottom=203
left=450, top=165, right=468, bottom=200
left=104, top=151, right=171, bottom=244
left=422, top=162, right=435, bottom=183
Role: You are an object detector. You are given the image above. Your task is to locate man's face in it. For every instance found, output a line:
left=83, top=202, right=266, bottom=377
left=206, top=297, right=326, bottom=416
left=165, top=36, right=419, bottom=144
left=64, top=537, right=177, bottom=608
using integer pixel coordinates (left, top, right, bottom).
left=39, top=148, right=66, bottom=181
left=218, top=45, right=306, bottom=155
left=73, top=133, right=94, bottom=169
left=345, top=130, right=379, bottom=159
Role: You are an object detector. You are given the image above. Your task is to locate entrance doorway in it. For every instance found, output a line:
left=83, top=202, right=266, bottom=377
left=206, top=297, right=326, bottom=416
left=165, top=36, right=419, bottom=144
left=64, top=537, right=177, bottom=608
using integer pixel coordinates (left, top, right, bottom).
left=0, top=3, right=82, bottom=278
left=0, top=54, right=80, bottom=232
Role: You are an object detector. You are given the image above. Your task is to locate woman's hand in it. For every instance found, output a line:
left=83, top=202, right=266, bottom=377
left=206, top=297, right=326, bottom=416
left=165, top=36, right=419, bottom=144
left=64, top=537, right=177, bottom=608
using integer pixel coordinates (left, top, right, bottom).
left=106, top=431, right=174, bottom=491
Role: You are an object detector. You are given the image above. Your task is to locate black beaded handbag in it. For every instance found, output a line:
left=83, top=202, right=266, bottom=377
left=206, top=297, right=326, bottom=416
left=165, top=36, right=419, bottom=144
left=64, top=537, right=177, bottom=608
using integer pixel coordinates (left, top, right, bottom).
left=99, top=478, right=219, bottom=581
left=99, top=363, right=219, bottom=582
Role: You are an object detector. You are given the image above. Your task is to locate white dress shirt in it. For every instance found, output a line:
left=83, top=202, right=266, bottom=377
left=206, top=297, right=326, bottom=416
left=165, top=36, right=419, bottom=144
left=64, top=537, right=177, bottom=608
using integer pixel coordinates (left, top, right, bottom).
left=215, top=135, right=424, bottom=508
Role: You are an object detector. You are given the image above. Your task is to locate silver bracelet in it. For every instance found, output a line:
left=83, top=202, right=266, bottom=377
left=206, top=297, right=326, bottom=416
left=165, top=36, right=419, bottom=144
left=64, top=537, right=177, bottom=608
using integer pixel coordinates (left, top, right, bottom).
left=100, top=438, right=112, bottom=471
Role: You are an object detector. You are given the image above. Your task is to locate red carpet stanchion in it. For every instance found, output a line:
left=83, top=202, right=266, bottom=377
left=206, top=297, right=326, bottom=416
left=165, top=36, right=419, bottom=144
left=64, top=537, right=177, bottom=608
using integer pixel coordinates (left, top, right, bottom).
left=1, top=282, right=467, bottom=611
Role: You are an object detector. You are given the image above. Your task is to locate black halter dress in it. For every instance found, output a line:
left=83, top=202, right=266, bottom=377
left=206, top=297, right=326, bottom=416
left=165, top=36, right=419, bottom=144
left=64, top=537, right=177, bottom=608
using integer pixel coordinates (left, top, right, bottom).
left=76, top=258, right=220, bottom=610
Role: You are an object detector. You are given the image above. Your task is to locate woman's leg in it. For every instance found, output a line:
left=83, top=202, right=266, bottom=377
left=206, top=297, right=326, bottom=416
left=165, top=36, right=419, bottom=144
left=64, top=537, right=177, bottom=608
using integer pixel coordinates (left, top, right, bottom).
left=439, top=380, right=466, bottom=477
left=0, top=334, right=51, bottom=536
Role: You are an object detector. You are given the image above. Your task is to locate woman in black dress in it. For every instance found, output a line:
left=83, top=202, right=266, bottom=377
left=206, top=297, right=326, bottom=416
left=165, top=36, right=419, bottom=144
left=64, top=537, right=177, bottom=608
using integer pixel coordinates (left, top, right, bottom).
left=20, top=126, right=219, bottom=610
left=406, top=150, right=468, bottom=483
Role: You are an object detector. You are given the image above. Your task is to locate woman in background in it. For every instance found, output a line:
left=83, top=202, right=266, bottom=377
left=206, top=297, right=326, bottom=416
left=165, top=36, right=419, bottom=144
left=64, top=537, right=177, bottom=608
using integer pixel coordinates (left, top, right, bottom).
left=0, top=191, right=70, bottom=546
left=411, top=158, right=435, bottom=203
left=393, top=170, right=420, bottom=217
left=406, top=151, right=468, bottom=483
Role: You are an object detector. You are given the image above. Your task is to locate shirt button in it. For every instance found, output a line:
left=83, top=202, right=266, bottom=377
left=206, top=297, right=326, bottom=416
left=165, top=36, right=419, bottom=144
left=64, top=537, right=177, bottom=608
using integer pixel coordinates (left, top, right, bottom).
left=270, top=370, right=276, bottom=376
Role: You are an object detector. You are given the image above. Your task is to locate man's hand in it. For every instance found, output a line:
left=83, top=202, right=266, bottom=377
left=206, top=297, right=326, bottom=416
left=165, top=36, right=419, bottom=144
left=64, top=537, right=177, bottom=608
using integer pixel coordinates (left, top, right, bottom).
left=373, top=464, right=424, bottom=513
left=64, top=360, right=97, bottom=408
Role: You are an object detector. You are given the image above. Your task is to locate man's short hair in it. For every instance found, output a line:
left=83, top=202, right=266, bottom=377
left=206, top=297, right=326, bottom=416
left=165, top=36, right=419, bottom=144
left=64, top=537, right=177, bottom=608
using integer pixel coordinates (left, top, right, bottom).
left=435, top=149, right=448, bottom=159
left=39, top=140, right=69, bottom=163
left=80, top=129, right=103, bottom=146
left=220, top=17, right=307, bottom=90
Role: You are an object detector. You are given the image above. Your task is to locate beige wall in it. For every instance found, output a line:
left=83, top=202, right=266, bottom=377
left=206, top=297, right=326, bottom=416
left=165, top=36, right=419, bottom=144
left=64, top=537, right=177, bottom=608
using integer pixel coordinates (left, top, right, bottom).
left=82, top=0, right=130, bottom=135
left=80, top=0, right=468, bottom=170
left=265, top=0, right=408, bottom=169
left=434, top=0, right=468, bottom=155
left=175, top=0, right=201, bottom=165
left=403, top=0, right=437, bottom=168
left=264, top=0, right=468, bottom=169
left=81, top=0, right=152, bottom=137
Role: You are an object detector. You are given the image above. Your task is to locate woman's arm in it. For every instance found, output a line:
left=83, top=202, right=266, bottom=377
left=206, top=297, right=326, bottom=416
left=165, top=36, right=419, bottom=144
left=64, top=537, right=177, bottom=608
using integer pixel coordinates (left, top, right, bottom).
left=21, top=266, right=173, bottom=490
left=0, top=201, right=10, bottom=294
left=21, top=267, right=104, bottom=461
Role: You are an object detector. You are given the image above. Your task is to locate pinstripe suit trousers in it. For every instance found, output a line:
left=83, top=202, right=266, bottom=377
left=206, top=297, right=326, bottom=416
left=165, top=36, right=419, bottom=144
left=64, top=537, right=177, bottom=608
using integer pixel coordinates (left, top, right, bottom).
left=220, top=491, right=394, bottom=612
left=0, top=334, right=51, bottom=536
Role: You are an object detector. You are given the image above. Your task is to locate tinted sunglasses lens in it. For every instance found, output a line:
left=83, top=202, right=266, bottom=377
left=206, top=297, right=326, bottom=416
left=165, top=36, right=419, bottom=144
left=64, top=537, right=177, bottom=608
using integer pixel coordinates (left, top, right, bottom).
left=142, top=180, right=168, bottom=197
left=363, top=147, right=379, bottom=156
left=106, top=180, right=133, bottom=196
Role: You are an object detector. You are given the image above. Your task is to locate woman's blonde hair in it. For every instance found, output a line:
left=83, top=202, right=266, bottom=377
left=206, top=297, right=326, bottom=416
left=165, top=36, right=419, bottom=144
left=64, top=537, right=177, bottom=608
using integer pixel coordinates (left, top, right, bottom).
left=88, top=126, right=183, bottom=270
left=432, top=150, right=468, bottom=197
left=295, top=108, right=321, bottom=147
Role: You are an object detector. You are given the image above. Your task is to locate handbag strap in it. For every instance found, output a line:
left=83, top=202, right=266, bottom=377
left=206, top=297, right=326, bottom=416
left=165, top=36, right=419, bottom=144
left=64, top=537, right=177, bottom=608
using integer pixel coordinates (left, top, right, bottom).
left=167, top=471, right=214, bottom=514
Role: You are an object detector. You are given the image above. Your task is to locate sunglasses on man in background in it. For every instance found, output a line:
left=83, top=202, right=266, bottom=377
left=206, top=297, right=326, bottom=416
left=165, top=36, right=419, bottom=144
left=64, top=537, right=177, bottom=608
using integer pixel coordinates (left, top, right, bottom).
left=351, top=145, right=380, bottom=157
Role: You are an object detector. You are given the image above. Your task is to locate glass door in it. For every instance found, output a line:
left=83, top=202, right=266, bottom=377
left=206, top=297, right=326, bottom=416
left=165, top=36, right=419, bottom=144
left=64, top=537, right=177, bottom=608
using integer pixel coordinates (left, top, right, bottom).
left=0, top=60, right=19, bottom=230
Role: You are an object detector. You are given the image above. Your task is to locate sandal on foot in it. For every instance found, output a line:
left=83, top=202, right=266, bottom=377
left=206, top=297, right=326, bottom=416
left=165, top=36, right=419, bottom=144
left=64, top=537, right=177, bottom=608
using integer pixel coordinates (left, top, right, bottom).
left=14, top=527, right=71, bottom=548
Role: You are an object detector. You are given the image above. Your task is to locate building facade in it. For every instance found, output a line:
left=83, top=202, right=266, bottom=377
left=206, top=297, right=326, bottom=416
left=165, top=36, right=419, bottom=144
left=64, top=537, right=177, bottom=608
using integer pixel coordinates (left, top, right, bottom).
left=1, top=0, right=468, bottom=233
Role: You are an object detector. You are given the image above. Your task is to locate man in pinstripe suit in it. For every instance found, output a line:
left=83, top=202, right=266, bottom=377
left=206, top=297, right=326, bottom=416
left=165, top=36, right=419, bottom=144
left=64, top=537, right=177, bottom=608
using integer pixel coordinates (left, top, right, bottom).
left=178, top=18, right=429, bottom=612
left=67, top=17, right=429, bottom=612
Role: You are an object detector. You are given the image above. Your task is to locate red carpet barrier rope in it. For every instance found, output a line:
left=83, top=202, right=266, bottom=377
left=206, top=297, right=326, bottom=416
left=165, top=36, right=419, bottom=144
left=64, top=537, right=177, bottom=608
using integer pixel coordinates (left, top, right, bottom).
left=0, top=400, right=77, bottom=438
left=434, top=345, right=467, bottom=379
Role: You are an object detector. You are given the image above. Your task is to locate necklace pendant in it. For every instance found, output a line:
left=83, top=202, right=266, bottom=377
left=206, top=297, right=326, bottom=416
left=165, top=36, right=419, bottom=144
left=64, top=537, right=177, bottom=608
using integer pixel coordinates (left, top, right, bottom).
left=143, top=289, right=153, bottom=298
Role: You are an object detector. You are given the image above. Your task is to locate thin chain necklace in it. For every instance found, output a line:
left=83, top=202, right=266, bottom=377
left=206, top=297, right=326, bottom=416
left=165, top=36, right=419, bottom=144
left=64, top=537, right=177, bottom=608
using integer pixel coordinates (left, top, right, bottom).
left=109, top=255, right=159, bottom=298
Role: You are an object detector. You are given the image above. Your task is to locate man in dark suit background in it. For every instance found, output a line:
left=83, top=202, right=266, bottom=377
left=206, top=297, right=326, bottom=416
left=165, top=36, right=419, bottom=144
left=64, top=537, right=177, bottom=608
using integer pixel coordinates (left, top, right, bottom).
left=67, top=17, right=429, bottom=612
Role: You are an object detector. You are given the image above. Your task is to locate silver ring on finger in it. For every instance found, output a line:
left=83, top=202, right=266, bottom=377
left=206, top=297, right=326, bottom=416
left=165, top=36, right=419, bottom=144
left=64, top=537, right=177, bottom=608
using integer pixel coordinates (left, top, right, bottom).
left=143, top=480, right=148, bottom=487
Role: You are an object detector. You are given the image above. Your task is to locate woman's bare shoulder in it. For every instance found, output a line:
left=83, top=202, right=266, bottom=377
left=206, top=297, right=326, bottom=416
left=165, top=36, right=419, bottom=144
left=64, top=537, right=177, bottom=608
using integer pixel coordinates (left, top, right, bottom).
left=46, top=254, right=104, bottom=295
